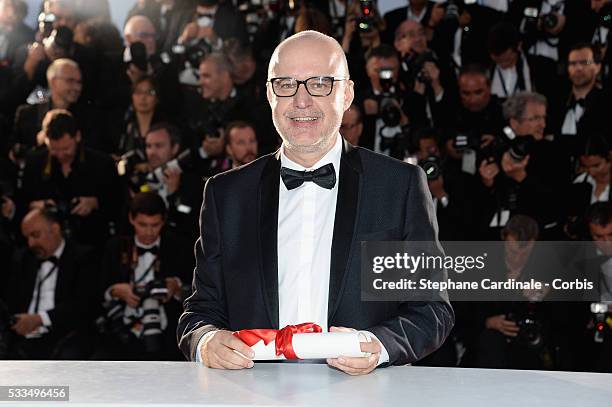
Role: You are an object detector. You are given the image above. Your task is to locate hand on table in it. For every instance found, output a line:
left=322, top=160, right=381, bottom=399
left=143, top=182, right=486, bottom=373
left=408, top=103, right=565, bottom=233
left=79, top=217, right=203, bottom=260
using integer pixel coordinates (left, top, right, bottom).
left=201, top=330, right=255, bottom=370
left=326, top=326, right=381, bottom=376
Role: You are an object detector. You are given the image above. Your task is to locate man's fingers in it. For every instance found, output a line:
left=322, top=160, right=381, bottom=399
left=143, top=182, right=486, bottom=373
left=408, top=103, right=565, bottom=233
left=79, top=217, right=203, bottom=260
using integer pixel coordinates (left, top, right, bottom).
left=335, top=354, right=379, bottom=370
left=209, top=352, right=247, bottom=370
left=327, top=358, right=375, bottom=376
left=359, top=340, right=381, bottom=354
left=217, top=346, right=253, bottom=368
left=329, top=326, right=355, bottom=333
left=220, top=334, right=255, bottom=359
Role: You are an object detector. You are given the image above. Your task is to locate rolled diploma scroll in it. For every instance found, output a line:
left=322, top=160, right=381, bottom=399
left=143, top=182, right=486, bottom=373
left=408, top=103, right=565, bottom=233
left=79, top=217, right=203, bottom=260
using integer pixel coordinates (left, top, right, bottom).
left=247, top=331, right=372, bottom=360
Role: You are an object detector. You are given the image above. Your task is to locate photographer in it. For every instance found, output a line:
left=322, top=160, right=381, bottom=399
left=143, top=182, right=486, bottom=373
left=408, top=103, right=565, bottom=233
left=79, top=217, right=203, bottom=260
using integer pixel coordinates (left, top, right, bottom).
left=127, top=0, right=195, bottom=54
left=443, top=64, right=504, bottom=177
left=472, top=215, right=568, bottom=369
left=2, top=207, right=96, bottom=359
left=477, top=92, right=569, bottom=238
left=123, top=15, right=181, bottom=120
left=177, top=0, right=248, bottom=47
left=19, top=109, right=120, bottom=251
left=182, top=52, right=255, bottom=177
left=341, top=0, right=385, bottom=95
left=11, top=58, right=105, bottom=153
left=508, top=0, right=566, bottom=102
left=394, top=20, right=455, bottom=127
left=411, top=127, right=478, bottom=241
left=382, top=0, right=438, bottom=44
left=112, top=75, right=166, bottom=160
left=0, top=0, right=34, bottom=66
left=360, top=44, right=427, bottom=158
left=12, top=0, right=98, bottom=106
left=552, top=43, right=609, bottom=164
left=95, top=192, right=192, bottom=361
left=124, top=123, right=203, bottom=240
left=487, top=22, right=534, bottom=100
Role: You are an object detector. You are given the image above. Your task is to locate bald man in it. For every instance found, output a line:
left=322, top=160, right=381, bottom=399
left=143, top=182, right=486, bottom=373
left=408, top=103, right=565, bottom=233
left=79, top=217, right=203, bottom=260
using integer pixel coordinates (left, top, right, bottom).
left=178, top=31, right=454, bottom=374
left=2, top=207, right=95, bottom=359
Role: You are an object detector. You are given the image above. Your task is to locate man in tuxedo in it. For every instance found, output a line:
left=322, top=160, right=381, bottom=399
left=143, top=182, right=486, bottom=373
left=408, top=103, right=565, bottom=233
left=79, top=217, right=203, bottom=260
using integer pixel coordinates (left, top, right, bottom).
left=96, top=192, right=193, bottom=361
left=2, top=207, right=95, bottom=359
left=178, top=31, right=454, bottom=375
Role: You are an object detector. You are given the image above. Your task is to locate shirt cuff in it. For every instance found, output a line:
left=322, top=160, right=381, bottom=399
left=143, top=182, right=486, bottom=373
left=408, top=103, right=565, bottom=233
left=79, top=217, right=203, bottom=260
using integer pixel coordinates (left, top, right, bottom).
left=363, top=331, right=389, bottom=366
left=435, top=89, right=445, bottom=103
left=195, top=330, right=218, bottom=363
left=38, top=311, right=52, bottom=327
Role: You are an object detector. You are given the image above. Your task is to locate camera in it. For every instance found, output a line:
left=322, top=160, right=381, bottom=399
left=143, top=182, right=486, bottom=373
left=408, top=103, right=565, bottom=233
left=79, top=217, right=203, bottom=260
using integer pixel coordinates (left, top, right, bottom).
left=507, top=307, right=544, bottom=350
left=37, top=12, right=55, bottom=39
left=134, top=279, right=169, bottom=303
left=503, top=126, right=534, bottom=162
left=600, top=3, right=612, bottom=29
left=400, top=51, right=437, bottom=90
left=44, top=199, right=81, bottom=238
left=356, top=0, right=376, bottom=33
left=591, top=302, right=611, bottom=343
left=419, top=155, right=442, bottom=181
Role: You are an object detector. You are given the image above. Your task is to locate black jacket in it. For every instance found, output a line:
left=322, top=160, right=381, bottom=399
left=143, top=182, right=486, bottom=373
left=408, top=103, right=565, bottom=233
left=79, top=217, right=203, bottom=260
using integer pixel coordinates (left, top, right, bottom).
left=177, top=140, right=454, bottom=365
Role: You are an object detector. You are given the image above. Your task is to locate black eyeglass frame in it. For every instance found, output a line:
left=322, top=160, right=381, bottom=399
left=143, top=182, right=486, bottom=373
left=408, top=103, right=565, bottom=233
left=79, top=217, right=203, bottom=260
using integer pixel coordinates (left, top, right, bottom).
left=267, top=76, right=350, bottom=97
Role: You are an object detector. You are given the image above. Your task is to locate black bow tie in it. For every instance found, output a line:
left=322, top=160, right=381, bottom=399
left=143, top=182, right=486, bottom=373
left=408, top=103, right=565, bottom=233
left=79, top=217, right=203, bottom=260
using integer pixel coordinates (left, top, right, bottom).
left=44, top=256, right=59, bottom=265
left=280, top=163, right=336, bottom=191
left=137, top=246, right=159, bottom=256
left=572, top=98, right=585, bottom=109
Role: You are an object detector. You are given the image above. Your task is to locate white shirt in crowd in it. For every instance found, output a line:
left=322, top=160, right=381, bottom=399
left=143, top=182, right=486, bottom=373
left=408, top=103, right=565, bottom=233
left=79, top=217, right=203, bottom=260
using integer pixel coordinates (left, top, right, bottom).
left=491, top=53, right=532, bottom=98
left=573, top=172, right=611, bottom=204
left=26, top=239, right=66, bottom=338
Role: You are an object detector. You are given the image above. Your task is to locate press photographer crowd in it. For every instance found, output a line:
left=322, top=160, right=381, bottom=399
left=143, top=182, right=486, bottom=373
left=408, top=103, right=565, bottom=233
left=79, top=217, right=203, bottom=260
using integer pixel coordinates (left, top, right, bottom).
left=0, top=0, right=610, bottom=371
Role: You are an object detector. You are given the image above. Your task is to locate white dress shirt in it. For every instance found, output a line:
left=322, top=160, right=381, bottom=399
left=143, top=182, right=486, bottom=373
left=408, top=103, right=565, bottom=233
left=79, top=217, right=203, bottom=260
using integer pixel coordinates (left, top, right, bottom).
left=561, top=102, right=584, bottom=136
left=124, top=237, right=167, bottom=336
left=527, top=0, right=564, bottom=61
left=27, top=239, right=66, bottom=337
left=573, top=172, right=610, bottom=204
left=491, top=54, right=532, bottom=98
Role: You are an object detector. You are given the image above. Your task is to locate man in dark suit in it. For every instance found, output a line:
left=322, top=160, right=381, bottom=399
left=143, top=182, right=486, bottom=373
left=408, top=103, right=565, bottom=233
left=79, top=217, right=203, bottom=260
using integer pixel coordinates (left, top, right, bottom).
left=95, top=192, right=193, bottom=361
left=177, top=31, right=454, bottom=375
left=2, top=207, right=96, bottom=359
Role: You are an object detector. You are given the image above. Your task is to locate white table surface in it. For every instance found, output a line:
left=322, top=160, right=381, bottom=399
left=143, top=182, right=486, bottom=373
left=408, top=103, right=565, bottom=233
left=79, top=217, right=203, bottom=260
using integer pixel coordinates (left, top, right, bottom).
left=0, top=361, right=611, bottom=406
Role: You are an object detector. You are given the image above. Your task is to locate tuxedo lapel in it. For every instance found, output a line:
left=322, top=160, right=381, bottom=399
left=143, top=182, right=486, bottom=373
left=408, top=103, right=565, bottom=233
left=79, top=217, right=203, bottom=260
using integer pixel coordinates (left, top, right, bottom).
left=328, top=141, right=362, bottom=321
left=259, top=153, right=281, bottom=328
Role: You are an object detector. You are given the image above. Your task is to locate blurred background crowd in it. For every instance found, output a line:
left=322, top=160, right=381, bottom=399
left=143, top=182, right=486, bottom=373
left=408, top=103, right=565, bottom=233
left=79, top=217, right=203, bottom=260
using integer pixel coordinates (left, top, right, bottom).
left=0, top=0, right=610, bottom=372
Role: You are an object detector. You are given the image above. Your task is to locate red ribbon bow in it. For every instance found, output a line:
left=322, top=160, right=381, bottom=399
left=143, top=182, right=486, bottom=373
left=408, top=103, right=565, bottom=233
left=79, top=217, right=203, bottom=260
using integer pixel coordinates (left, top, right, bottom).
left=233, top=322, right=322, bottom=360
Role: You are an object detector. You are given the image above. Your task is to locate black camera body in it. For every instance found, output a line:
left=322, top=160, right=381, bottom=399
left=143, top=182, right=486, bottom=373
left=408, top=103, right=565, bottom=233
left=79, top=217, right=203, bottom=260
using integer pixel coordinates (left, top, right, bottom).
left=134, top=279, right=169, bottom=304
left=400, top=51, right=437, bottom=90
left=507, top=308, right=545, bottom=350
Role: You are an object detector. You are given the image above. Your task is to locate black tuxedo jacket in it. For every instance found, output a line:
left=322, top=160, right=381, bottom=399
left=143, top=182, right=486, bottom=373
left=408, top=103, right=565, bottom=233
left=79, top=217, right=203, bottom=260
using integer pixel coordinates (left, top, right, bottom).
left=2, top=240, right=96, bottom=335
left=177, top=141, right=454, bottom=366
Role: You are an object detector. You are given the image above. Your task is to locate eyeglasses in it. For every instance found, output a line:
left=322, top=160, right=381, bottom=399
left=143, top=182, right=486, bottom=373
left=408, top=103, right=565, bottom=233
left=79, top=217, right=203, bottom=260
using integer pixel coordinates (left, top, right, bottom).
left=268, top=76, right=349, bottom=97
left=568, top=59, right=595, bottom=67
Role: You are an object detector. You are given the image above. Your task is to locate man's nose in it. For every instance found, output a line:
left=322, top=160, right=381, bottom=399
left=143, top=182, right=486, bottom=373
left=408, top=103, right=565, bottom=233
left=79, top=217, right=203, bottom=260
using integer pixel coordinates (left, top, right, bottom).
left=293, top=83, right=313, bottom=108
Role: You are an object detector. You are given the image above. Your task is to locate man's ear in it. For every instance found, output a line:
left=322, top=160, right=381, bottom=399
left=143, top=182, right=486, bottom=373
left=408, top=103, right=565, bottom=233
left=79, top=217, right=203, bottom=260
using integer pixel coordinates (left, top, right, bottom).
left=344, top=80, right=355, bottom=111
left=266, top=82, right=274, bottom=106
left=509, top=118, right=519, bottom=131
left=172, top=143, right=180, bottom=156
left=128, top=213, right=135, bottom=227
left=75, top=131, right=82, bottom=144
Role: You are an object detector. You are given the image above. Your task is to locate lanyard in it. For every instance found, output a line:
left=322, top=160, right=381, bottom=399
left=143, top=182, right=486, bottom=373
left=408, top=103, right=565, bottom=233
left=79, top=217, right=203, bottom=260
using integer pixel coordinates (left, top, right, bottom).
left=33, top=263, right=58, bottom=313
left=132, top=255, right=158, bottom=285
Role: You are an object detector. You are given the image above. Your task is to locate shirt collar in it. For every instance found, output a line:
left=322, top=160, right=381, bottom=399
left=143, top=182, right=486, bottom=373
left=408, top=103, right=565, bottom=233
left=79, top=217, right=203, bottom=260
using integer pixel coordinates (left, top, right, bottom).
left=280, top=133, right=342, bottom=177
left=134, top=237, right=161, bottom=249
left=46, top=239, right=65, bottom=262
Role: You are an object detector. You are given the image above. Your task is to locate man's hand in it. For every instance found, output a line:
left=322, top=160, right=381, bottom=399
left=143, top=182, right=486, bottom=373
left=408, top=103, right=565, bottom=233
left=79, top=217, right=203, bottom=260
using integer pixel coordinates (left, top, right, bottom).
left=485, top=314, right=519, bottom=337
left=326, top=326, right=381, bottom=376
left=29, top=199, right=56, bottom=210
left=111, top=283, right=141, bottom=308
left=479, top=160, right=499, bottom=188
left=202, top=135, right=225, bottom=157
left=71, top=196, right=99, bottom=216
left=163, top=167, right=181, bottom=195
left=164, top=277, right=181, bottom=303
left=501, top=152, right=529, bottom=183
left=24, top=42, right=47, bottom=80
left=11, top=313, right=43, bottom=336
left=422, top=61, right=443, bottom=96
left=178, top=21, right=198, bottom=44
left=126, top=63, right=151, bottom=84
left=428, top=176, right=447, bottom=199
left=201, top=330, right=255, bottom=369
